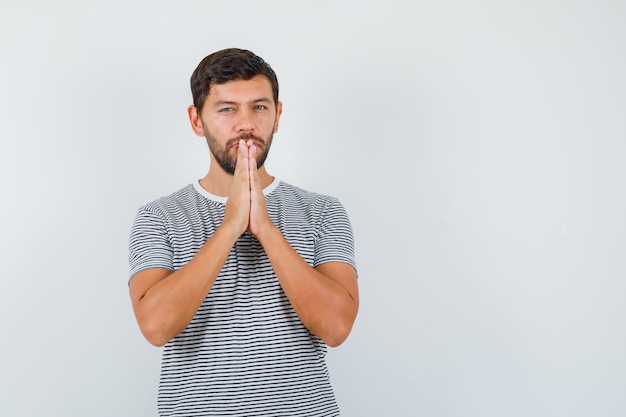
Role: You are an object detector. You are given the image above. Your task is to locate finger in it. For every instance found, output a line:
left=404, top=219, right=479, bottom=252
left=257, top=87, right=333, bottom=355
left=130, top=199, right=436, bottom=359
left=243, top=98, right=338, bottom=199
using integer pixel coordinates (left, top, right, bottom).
left=249, top=145, right=262, bottom=197
left=224, top=140, right=252, bottom=235
left=247, top=144, right=271, bottom=236
left=249, top=144, right=262, bottom=183
left=249, top=142, right=258, bottom=168
left=234, top=139, right=249, bottom=179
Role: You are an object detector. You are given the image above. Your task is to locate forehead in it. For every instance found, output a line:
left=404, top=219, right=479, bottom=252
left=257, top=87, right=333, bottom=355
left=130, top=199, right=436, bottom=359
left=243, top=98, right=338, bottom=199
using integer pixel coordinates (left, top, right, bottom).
left=206, top=75, right=273, bottom=103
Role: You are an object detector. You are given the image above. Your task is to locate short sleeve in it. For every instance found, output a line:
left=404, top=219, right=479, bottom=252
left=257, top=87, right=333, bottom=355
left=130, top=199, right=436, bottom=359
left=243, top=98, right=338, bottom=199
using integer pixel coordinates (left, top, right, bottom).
left=313, top=198, right=356, bottom=270
left=128, top=206, right=175, bottom=279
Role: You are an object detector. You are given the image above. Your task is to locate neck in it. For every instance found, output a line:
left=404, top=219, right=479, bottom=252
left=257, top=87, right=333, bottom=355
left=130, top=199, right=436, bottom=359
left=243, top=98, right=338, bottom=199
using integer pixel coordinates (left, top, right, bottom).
left=199, top=165, right=273, bottom=197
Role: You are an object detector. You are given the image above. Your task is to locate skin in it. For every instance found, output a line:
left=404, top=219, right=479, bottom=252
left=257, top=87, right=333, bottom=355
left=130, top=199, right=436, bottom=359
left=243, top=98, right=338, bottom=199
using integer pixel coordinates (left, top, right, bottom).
left=129, top=75, right=359, bottom=348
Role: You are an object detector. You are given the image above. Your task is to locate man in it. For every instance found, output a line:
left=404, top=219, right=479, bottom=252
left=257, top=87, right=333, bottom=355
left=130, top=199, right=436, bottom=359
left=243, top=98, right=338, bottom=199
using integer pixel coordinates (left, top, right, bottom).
left=128, top=48, right=359, bottom=416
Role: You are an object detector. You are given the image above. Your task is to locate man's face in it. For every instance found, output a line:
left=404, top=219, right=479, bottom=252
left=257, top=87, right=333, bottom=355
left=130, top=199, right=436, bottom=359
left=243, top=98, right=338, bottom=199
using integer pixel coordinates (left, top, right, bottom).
left=198, top=76, right=281, bottom=175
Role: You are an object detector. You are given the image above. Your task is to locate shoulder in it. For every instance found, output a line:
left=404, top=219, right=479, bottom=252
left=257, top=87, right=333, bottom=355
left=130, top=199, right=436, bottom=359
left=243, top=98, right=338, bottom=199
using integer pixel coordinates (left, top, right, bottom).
left=137, top=184, right=198, bottom=215
left=270, top=181, right=351, bottom=226
left=272, top=181, right=340, bottom=207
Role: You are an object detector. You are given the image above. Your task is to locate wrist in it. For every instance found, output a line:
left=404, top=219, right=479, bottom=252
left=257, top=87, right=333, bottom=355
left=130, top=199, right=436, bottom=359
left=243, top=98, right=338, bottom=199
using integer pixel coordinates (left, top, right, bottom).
left=252, top=222, right=280, bottom=244
left=216, top=220, right=246, bottom=243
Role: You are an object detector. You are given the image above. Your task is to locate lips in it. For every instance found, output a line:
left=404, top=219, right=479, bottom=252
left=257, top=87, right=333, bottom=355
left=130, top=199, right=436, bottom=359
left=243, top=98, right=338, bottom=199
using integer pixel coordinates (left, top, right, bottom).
left=229, top=136, right=264, bottom=150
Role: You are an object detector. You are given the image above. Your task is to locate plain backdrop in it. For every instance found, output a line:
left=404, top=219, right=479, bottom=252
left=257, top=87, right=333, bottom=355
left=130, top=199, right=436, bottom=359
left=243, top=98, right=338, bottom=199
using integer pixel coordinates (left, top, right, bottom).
left=1, top=1, right=625, bottom=416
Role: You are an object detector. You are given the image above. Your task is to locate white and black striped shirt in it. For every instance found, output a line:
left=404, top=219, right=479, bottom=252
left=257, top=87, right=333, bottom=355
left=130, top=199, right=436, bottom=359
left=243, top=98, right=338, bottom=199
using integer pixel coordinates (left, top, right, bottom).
left=129, top=179, right=356, bottom=416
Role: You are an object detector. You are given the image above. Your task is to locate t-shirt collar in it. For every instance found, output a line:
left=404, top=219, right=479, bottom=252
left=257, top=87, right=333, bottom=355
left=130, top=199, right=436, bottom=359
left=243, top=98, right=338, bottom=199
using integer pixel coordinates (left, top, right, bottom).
left=192, top=177, right=280, bottom=204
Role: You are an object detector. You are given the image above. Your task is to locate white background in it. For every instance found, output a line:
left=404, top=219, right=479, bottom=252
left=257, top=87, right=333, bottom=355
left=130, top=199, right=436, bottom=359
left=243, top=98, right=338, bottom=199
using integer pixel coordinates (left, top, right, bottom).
left=1, top=1, right=625, bottom=416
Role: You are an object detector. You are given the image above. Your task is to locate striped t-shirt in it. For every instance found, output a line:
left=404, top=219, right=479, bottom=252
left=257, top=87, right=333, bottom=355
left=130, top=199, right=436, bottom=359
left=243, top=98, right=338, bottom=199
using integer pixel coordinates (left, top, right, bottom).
left=129, top=179, right=356, bottom=416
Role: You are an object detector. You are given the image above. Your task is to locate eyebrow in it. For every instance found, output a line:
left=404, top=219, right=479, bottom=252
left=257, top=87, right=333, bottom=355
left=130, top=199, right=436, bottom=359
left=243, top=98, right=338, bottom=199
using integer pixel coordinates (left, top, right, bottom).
left=212, top=97, right=273, bottom=108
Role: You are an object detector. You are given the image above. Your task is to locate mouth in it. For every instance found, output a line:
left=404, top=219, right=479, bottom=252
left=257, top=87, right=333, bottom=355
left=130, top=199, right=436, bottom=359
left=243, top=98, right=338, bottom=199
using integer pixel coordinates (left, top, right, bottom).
left=229, top=136, right=264, bottom=150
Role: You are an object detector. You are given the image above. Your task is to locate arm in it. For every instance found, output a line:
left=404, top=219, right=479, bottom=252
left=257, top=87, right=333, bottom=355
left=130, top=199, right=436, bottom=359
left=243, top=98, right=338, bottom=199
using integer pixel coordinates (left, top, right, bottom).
left=129, top=225, right=240, bottom=347
left=129, top=142, right=254, bottom=347
left=248, top=146, right=359, bottom=347
left=257, top=226, right=359, bottom=347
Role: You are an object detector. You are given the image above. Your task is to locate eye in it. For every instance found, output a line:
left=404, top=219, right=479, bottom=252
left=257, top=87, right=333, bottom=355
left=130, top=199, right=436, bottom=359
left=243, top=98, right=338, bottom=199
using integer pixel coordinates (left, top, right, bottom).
left=254, top=105, right=267, bottom=110
left=219, top=107, right=235, bottom=113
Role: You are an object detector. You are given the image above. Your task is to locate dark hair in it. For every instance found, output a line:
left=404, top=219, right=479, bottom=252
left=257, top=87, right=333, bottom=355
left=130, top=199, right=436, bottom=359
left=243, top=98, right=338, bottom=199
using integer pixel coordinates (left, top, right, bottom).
left=190, top=48, right=279, bottom=113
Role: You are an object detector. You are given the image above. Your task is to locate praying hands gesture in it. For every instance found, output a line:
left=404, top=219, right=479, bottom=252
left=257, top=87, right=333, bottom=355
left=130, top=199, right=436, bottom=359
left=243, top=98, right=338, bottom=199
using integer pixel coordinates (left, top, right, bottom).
left=223, top=139, right=274, bottom=238
left=130, top=139, right=358, bottom=348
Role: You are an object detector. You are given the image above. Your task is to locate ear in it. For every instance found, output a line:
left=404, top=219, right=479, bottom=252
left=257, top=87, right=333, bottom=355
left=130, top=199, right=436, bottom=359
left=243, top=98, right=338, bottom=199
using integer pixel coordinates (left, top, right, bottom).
left=188, top=105, right=205, bottom=137
left=273, top=101, right=283, bottom=133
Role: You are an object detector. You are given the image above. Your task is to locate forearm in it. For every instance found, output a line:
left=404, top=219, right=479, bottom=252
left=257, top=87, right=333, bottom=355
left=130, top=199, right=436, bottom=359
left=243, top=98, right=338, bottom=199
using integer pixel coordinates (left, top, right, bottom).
left=131, top=224, right=240, bottom=346
left=255, top=225, right=359, bottom=347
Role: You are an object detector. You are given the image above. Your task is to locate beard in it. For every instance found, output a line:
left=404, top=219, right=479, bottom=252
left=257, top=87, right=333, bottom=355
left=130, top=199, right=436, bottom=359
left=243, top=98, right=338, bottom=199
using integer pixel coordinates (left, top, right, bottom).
left=204, top=129, right=273, bottom=175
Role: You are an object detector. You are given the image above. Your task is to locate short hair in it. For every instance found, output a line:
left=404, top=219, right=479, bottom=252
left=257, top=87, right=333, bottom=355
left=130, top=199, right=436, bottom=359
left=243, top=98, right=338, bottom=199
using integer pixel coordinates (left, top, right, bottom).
left=190, top=48, right=279, bottom=114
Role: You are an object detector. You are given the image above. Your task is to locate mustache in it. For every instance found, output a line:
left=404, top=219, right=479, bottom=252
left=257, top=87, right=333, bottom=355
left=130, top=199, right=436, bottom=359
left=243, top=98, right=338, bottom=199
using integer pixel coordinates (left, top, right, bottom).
left=226, top=133, right=266, bottom=149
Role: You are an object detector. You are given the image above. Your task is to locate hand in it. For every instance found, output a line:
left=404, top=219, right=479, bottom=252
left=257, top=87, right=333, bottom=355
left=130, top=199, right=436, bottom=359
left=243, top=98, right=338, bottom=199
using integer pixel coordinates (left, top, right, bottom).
left=222, top=139, right=273, bottom=237
left=223, top=139, right=252, bottom=236
left=247, top=142, right=273, bottom=237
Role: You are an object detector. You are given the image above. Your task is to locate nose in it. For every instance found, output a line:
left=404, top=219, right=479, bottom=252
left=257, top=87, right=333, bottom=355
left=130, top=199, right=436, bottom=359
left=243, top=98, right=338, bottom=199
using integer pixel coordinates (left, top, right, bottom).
left=236, top=108, right=254, bottom=133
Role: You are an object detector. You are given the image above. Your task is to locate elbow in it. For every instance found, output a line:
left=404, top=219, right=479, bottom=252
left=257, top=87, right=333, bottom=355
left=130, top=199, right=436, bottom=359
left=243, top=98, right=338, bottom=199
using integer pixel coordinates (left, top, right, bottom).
left=138, top=318, right=174, bottom=347
left=317, top=305, right=358, bottom=347
left=321, top=321, right=354, bottom=348
left=144, top=332, right=169, bottom=348
left=324, top=335, right=346, bottom=348
left=133, top=304, right=181, bottom=347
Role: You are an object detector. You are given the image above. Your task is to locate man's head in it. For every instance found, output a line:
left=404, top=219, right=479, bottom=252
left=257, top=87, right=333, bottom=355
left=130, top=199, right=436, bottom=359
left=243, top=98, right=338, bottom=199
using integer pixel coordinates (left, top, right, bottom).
left=190, top=48, right=279, bottom=115
left=188, top=48, right=282, bottom=175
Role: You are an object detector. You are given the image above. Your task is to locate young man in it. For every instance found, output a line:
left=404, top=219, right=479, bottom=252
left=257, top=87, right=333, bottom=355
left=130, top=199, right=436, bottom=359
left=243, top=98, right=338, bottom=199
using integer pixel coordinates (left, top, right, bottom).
left=128, top=48, right=359, bottom=416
